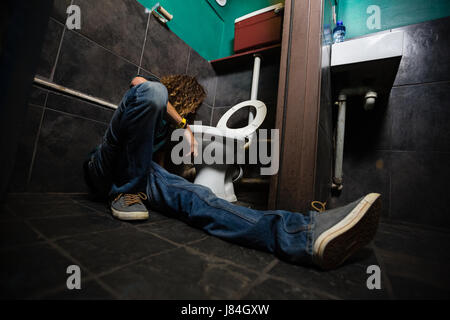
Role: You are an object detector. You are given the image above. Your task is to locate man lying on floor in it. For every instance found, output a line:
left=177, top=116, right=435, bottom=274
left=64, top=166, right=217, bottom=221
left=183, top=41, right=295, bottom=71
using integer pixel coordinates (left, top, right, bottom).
left=83, top=74, right=381, bottom=270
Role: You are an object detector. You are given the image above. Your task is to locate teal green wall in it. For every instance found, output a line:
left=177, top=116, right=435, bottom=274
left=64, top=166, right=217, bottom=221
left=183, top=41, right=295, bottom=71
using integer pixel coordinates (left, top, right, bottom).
left=138, top=0, right=284, bottom=60
left=337, top=0, right=450, bottom=39
left=139, top=0, right=224, bottom=60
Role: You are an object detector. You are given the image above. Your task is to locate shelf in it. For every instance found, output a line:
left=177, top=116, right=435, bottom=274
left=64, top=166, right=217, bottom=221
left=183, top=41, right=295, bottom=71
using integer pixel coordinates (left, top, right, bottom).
left=209, top=44, right=281, bottom=71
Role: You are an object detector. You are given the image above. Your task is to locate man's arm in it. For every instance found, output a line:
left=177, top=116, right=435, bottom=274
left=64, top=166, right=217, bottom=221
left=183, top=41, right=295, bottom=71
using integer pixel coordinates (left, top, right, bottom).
left=166, top=101, right=198, bottom=157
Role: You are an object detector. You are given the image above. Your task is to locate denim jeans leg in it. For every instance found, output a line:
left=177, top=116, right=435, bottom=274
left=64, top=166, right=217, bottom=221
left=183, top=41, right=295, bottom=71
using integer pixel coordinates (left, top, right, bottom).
left=89, top=81, right=168, bottom=196
left=147, top=162, right=315, bottom=264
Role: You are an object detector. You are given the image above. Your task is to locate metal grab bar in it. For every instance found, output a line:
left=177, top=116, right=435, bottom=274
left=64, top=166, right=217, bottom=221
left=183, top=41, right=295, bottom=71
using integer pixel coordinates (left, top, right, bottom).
left=33, top=77, right=118, bottom=109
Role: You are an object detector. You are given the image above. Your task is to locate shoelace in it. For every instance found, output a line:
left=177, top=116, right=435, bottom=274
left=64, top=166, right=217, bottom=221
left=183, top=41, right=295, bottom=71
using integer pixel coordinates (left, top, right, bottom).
left=114, top=192, right=148, bottom=206
left=311, top=200, right=327, bottom=213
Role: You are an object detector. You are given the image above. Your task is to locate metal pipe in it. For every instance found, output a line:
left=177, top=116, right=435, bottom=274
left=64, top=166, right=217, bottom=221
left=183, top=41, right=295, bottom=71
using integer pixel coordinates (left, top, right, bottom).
left=245, top=54, right=262, bottom=149
left=33, top=77, right=117, bottom=109
left=333, top=94, right=346, bottom=190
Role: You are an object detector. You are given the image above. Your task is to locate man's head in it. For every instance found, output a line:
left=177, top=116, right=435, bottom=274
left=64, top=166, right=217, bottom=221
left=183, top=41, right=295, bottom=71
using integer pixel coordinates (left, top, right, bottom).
left=160, top=75, right=206, bottom=117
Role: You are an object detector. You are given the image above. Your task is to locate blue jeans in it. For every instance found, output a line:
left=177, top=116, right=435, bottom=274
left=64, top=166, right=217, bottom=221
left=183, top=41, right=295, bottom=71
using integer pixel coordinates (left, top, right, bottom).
left=86, top=81, right=315, bottom=264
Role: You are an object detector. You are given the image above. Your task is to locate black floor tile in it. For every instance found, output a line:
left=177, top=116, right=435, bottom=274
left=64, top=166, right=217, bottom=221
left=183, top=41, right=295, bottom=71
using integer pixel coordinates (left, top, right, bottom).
left=374, top=222, right=450, bottom=264
left=243, top=278, right=328, bottom=299
left=374, top=222, right=450, bottom=298
left=42, top=279, right=115, bottom=300
left=9, top=201, right=99, bottom=219
left=388, top=274, right=450, bottom=299
left=29, top=212, right=123, bottom=240
left=0, top=243, right=74, bottom=299
left=72, top=199, right=110, bottom=215
left=100, top=247, right=257, bottom=299
left=0, top=220, right=43, bottom=249
left=2, top=194, right=449, bottom=299
left=268, top=249, right=389, bottom=299
left=55, top=228, right=175, bottom=274
left=189, top=236, right=274, bottom=272
left=137, top=219, right=207, bottom=244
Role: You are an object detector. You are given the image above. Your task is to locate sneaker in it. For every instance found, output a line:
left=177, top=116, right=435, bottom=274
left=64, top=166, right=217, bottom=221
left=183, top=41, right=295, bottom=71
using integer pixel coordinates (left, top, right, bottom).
left=312, top=193, right=381, bottom=270
left=111, top=193, right=149, bottom=221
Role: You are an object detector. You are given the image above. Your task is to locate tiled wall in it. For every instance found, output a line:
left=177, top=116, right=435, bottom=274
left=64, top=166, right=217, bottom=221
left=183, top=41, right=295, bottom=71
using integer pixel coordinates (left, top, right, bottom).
left=9, top=0, right=280, bottom=193
left=329, top=17, right=450, bottom=230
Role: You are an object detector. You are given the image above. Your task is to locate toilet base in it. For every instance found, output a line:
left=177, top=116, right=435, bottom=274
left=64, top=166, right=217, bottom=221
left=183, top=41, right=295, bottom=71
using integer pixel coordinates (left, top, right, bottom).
left=194, top=164, right=238, bottom=203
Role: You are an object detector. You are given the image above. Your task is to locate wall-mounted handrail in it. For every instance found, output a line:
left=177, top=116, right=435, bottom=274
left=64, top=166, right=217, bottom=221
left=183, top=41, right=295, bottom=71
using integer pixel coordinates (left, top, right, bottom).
left=33, top=77, right=118, bottom=109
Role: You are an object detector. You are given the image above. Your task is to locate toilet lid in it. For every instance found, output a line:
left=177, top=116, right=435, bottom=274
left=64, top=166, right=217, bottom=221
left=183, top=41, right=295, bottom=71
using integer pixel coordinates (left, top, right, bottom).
left=216, top=100, right=267, bottom=138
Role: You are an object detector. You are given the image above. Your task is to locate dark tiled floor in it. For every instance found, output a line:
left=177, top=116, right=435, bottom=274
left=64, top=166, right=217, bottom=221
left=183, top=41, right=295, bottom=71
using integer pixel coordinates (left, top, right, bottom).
left=1, top=193, right=449, bottom=300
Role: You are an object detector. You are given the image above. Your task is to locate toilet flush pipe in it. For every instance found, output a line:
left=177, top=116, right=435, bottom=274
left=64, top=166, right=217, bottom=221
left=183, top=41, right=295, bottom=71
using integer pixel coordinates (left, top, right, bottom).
left=245, top=54, right=262, bottom=149
left=332, top=94, right=347, bottom=190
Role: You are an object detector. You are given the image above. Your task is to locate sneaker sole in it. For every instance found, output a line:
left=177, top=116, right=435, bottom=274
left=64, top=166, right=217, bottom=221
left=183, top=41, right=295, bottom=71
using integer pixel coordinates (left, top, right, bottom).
left=313, top=193, right=381, bottom=270
left=111, top=207, right=149, bottom=221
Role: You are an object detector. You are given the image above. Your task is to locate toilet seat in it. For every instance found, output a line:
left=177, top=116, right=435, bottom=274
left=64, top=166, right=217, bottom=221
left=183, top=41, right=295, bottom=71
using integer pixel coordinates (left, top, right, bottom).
left=216, top=100, right=267, bottom=138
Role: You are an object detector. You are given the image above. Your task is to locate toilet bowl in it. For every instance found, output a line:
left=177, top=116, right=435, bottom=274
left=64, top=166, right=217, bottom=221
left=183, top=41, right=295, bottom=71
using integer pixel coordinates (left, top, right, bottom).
left=190, top=100, right=267, bottom=202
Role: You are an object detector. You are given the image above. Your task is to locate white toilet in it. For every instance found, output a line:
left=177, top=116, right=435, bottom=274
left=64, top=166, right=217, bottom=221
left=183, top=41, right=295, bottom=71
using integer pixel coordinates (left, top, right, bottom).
left=189, top=99, right=267, bottom=202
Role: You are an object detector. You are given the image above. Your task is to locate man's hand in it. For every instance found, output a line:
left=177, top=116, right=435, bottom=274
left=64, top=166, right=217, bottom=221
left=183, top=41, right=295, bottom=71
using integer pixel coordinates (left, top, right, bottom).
left=184, top=125, right=198, bottom=158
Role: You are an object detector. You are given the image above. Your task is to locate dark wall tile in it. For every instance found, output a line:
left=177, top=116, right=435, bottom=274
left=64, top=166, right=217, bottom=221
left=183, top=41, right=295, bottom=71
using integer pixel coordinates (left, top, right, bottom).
left=28, top=85, right=48, bottom=107
left=53, top=30, right=137, bottom=104
left=186, top=48, right=217, bottom=106
left=72, top=0, right=148, bottom=65
left=8, top=105, right=43, bottom=192
left=344, top=95, right=392, bottom=152
left=46, top=92, right=114, bottom=123
left=51, top=0, right=71, bottom=24
left=394, top=17, right=450, bottom=85
left=390, top=151, right=450, bottom=228
left=186, top=102, right=212, bottom=126
left=315, top=126, right=332, bottom=203
left=329, top=150, right=390, bottom=218
left=390, top=82, right=450, bottom=152
left=141, top=16, right=190, bottom=77
left=214, top=68, right=252, bottom=108
left=257, top=58, right=280, bottom=105
left=36, top=18, right=64, bottom=79
left=29, top=109, right=107, bottom=192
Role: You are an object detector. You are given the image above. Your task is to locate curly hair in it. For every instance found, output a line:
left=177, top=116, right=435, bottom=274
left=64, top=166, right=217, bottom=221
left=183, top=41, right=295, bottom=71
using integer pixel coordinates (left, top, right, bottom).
left=160, top=75, right=206, bottom=117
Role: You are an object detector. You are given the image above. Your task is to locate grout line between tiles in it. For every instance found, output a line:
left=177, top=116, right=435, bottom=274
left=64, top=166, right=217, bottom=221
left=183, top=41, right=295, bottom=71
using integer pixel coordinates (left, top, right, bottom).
left=370, top=243, right=395, bottom=300
left=26, top=93, right=49, bottom=188
left=49, top=17, right=67, bottom=82
left=23, top=219, right=122, bottom=299
left=44, top=106, right=112, bottom=125
left=138, top=12, right=151, bottom=74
